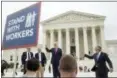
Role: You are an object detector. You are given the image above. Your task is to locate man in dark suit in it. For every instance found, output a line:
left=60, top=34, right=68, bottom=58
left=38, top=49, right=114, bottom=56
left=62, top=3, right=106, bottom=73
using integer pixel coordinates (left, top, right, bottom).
left=84, top=46, right=113, bottom=78
left=35, top=48, right=47, bottom=77
left=21, top=48, right=33, bottom=74
left=46, top=42, right=62, bottom=78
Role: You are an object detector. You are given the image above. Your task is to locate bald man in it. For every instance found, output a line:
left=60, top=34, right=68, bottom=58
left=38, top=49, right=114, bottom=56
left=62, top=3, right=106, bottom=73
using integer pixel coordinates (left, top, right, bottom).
left=84, top=46, right=113, bottom=78
left=59, top=55, right=78, bottom=77
left=46, top=42, right=62, bottom=78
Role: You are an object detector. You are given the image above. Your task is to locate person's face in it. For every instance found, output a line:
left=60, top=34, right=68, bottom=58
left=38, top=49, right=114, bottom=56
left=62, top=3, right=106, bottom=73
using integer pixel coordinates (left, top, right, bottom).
left=54, top=43, right=58, bottom=48
left=38, top=48, right=41, bottom=52
left=95, top=47, right=101, bottom=53
left=27, top=48, right=30, bottom=52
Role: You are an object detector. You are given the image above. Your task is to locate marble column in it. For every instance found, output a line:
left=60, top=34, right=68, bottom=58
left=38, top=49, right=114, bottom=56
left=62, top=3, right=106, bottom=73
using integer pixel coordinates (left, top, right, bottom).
left=66, top=29, right=70, bottom=54
left=83, top=27, right=88, bottom=54
left=100, top=26, right=106, bottom=51
left=50, top=29, right=54, bottom=48
left=75, top=28, right=80, bottom=59
left=43, top=29, right=47, bottom=53
left=58, top=29, right=62, bottom=48
left=92, top=27, right=97, bottom=52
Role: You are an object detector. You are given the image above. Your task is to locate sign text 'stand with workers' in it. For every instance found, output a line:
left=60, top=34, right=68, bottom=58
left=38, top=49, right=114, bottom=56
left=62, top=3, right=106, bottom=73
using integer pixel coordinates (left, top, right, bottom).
left=2, top=2, right=41, bottom=50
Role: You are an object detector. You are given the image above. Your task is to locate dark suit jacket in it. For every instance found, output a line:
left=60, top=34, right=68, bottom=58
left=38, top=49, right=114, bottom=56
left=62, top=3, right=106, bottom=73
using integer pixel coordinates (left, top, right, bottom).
left=85, top=52, right=113, bottom=74
left=46, top=47, right=62, bottom=66
left=35, top=52, right=47, bottom=67
left=21, top=52, right=33, bottom=65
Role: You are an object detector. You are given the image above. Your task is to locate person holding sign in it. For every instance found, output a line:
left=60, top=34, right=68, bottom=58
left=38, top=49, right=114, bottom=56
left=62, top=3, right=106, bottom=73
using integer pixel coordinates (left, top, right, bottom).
left=45, top=42, right=62, bottom=78
left=21, top=48, right=33, bottom=74
left=35, top=47, right=47, bottom=77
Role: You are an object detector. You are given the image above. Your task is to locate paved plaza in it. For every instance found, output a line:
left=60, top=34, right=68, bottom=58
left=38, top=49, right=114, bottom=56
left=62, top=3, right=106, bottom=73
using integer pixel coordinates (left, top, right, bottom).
left=3, top=70, right=117, bottom=77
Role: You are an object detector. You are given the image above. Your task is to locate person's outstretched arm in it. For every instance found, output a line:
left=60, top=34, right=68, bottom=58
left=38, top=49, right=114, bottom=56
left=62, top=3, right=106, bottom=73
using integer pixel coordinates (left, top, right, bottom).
left=45, top=46, right=52, bottom=53
left=84, top=54, right=94, bottom=59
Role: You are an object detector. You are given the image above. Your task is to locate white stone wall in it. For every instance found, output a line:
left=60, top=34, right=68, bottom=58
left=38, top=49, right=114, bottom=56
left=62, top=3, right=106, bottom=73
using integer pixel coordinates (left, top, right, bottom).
left=107, top=45, right=117, bottom=72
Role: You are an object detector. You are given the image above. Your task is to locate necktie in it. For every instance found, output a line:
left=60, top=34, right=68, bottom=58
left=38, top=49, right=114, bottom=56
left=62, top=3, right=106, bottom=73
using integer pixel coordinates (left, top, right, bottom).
left=28, top=52, right=31, bottom=60
left=55, top=48, right=57, bottom=54
left=96, top=53, right=99, bottom=61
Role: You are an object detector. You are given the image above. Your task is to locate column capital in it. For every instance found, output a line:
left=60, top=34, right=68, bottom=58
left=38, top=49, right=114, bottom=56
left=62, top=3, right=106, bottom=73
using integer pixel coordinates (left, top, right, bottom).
left=49, top=29, right=54, bottom=33
left=74, top=28, right=78, bottom=31
left=47, top=29, right=54, bottom=31
left=50, top=29, right=54, bottom=31
left=58, top=28, right=62, bottom=30
left=92, top=26, right=96, bottom=28
left=58, top=29, right=62, bottom=31
left=91, top=26, right=96, bottom=30
left=100, top=26, right=104, bottom=30
left=65, top=28, right=70, bottom=30
left=83, top=26, right=88, bottom=29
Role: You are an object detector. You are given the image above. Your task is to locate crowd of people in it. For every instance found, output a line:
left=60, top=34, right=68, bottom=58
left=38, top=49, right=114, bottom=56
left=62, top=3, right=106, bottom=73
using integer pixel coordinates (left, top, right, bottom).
left=2, top=42, right=113, bottom=78
left=20, top=43, right=113, bottom=78
left=22, top=54, right=77, bottom=78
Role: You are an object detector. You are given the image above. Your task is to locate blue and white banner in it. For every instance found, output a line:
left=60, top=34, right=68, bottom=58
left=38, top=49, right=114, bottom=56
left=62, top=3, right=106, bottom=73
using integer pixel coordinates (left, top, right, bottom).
left=2, top=2, right=41, bottom=50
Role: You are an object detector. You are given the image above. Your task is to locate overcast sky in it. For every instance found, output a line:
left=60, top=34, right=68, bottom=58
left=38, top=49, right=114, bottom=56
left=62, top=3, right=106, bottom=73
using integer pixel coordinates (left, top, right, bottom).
left=2, top=2, right=117, bottom=42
